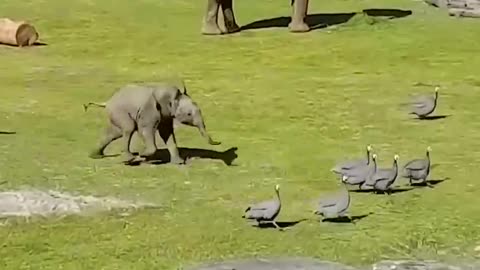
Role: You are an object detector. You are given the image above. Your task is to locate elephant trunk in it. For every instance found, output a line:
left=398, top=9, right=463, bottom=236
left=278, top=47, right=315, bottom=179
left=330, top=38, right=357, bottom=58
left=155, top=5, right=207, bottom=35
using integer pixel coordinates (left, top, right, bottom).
left=196, top=120, right=221, bottom=145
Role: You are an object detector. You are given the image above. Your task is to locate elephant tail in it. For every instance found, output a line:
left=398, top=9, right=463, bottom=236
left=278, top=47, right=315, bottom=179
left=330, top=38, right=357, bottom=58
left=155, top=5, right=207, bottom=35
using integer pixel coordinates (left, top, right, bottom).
left=83, top=102, right=107, bottom=112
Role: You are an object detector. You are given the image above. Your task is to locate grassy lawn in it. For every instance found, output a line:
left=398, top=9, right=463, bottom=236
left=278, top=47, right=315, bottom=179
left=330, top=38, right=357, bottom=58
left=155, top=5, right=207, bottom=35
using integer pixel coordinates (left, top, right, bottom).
left=1, top=0, right=480, bottom=269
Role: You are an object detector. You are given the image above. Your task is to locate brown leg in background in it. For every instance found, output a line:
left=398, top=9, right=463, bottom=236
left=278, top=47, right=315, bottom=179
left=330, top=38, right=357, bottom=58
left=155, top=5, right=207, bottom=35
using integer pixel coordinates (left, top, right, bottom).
left=288, top=0, right=310, bottom=33
left=218, top=0, right=240, bottom=34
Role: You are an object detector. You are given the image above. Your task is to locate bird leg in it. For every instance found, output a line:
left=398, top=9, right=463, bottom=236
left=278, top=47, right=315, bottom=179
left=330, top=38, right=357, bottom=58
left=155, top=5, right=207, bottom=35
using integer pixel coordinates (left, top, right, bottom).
left=272, top=221, right=284, bottom=231
left=425, top=179, right=434, bottom=188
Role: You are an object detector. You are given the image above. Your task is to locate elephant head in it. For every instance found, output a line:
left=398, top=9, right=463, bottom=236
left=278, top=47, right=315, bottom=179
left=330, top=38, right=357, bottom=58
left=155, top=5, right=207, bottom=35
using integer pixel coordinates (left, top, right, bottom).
left=151, top=83, right=183, bottom=118
left=174, top=88, right=221, bottom=145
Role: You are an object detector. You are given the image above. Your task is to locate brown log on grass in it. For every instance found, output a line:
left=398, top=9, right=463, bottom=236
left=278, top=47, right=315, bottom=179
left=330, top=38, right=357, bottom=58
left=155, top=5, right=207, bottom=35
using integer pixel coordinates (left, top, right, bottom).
left=0, top=18, right=39, bottom=47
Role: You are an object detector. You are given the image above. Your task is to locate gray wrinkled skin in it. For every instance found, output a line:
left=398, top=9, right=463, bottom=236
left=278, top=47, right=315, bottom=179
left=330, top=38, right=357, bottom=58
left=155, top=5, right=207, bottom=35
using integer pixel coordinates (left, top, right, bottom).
left=85, top=82, right=219, bottom=164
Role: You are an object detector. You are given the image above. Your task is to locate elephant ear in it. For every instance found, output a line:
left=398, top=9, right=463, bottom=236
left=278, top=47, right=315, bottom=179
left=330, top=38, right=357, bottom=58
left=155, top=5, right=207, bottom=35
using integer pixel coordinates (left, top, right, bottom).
left=169, top=89, right=182, bottom=114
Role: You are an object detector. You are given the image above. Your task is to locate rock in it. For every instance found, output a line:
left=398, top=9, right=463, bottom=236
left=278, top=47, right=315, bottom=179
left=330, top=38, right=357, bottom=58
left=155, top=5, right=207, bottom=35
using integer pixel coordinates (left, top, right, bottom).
left=373, top=260, right=468, bottom=270
left=187, top=257, right=357, bottom=270
left=188, top=258, right=480, bottom=270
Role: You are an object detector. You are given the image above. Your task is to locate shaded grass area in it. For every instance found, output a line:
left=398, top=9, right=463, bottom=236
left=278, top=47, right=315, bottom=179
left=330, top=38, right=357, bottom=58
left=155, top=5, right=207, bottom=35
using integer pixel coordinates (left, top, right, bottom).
left=1, top=0, right=480, bottom=269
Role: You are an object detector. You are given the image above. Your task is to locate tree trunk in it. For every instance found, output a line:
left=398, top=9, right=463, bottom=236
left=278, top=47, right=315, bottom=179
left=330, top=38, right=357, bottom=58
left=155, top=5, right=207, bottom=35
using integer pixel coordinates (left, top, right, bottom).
left=0, top=18, right=39, bottom=47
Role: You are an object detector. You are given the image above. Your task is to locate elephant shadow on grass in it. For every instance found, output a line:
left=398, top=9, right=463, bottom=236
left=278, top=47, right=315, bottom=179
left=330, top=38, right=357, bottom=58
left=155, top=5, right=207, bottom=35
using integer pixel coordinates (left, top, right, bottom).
left=240, top=8, right=412, bottom=32
left=138, top=146, right=239, bottom=166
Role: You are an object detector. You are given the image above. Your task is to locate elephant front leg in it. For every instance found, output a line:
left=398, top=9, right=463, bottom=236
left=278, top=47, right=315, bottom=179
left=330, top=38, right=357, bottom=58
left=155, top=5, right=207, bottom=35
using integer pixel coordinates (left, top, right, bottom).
left=138, top=125, right=158, bottom=158
left=159, top=121, right=184, bottom=165
left=202, top=0, right=222, bottom=35
left=289, top=0, right=310, bottom=33
left=218, top=0, right=240, bottom=34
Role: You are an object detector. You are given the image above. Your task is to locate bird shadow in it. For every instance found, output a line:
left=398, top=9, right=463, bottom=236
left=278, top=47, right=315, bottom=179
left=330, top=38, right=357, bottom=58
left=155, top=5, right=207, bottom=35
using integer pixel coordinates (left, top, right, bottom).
left=127, top=147, right=239, bottom=166
left=321, top=213, right=372, bottom=223
left=239, top=8, right=412, bottom=32
left=410, top=178, right=449, bottom=188
left=256, top=219, right=307, bottom=229
left=0, top=131, right=16, bottom=135
left=0, top=41, right=47, bottom=47
left=415, top=115, right=450, bottom=121
left=350, top=187, right=414, bottom=194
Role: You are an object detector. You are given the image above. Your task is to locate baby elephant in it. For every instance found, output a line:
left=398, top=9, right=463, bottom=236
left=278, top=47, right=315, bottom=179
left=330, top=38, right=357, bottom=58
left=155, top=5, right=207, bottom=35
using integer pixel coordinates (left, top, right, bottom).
left=84, top=82, right=220, bottom=164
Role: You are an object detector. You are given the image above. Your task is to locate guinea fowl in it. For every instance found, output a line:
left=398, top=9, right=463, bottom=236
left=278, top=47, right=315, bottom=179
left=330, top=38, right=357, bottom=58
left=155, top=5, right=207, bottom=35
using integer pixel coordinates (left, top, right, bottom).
left=342, top=153, right=377, bottom=189
left=371, top=155, right=399, bottom=195
left=360, top=153, right=378, bottom=190
left=331, top=145, right=373, bottom=176
left=402, top=146, right=431, bottom=185
left=315, top=179, right=351, bottom=220
left=242, top=184, right=282, bottom=230
left=406, top=86, right=439, bottom=118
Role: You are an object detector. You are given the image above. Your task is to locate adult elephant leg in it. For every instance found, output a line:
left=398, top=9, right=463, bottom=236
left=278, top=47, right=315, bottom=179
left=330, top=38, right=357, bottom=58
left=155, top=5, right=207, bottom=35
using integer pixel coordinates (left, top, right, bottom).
left=158, top=119, right=184, bottom=165
left=89, top=122, right=122, bottom=159
left=288, top=0, right=310, bottom=33
left=202, top=0, right=222, bottom=35
left=218, top=0, right=240, bottom=34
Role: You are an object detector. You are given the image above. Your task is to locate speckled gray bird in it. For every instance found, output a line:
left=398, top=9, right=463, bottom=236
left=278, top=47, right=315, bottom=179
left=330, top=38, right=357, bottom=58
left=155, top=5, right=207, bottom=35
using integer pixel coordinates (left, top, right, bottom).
left=407, top=86, right=439, bottom=118
left=371, top=155, right=399, bottom=195
left=331, top=145, right=373, bottom=176
left=360, top=153, right=378, bottom=190
left=314, top=179, right=351, bottom=219
left=402, top=146, right=431, bottom=185
left=342, top=153, right=378, bottom=189
left=242, top=184, right=282, bottom=230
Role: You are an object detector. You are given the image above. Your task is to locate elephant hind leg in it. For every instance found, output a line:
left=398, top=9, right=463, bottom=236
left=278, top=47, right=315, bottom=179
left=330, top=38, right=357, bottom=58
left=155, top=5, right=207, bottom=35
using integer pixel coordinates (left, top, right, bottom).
left=109, top=112, right=137, bottom=163
left=89, top=122, right=122, bottom=159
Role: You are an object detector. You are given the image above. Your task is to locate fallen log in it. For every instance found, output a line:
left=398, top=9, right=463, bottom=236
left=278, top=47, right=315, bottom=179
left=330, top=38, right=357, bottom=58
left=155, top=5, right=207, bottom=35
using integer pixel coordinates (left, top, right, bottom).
left=0, top=18, right=39, bottom=47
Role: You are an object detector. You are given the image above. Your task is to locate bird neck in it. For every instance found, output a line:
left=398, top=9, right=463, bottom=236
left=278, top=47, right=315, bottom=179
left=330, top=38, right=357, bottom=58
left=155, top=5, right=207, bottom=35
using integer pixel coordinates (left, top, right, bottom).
left=392, top=160, right=398, bottom=178
left=275, top=189, right=280, bottom=201
left=366, top=149, right=370, bottom=165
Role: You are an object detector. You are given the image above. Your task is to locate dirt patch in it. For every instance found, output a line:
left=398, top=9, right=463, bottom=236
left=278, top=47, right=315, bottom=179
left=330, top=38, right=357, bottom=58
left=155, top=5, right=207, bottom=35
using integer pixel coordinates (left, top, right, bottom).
left=0, top=189, right=158, bottom=220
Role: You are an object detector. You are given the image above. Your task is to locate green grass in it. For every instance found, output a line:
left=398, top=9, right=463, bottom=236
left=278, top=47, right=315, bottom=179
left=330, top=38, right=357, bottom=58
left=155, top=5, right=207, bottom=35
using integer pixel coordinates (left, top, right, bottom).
left=1, top=0, right=480, bottom=269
